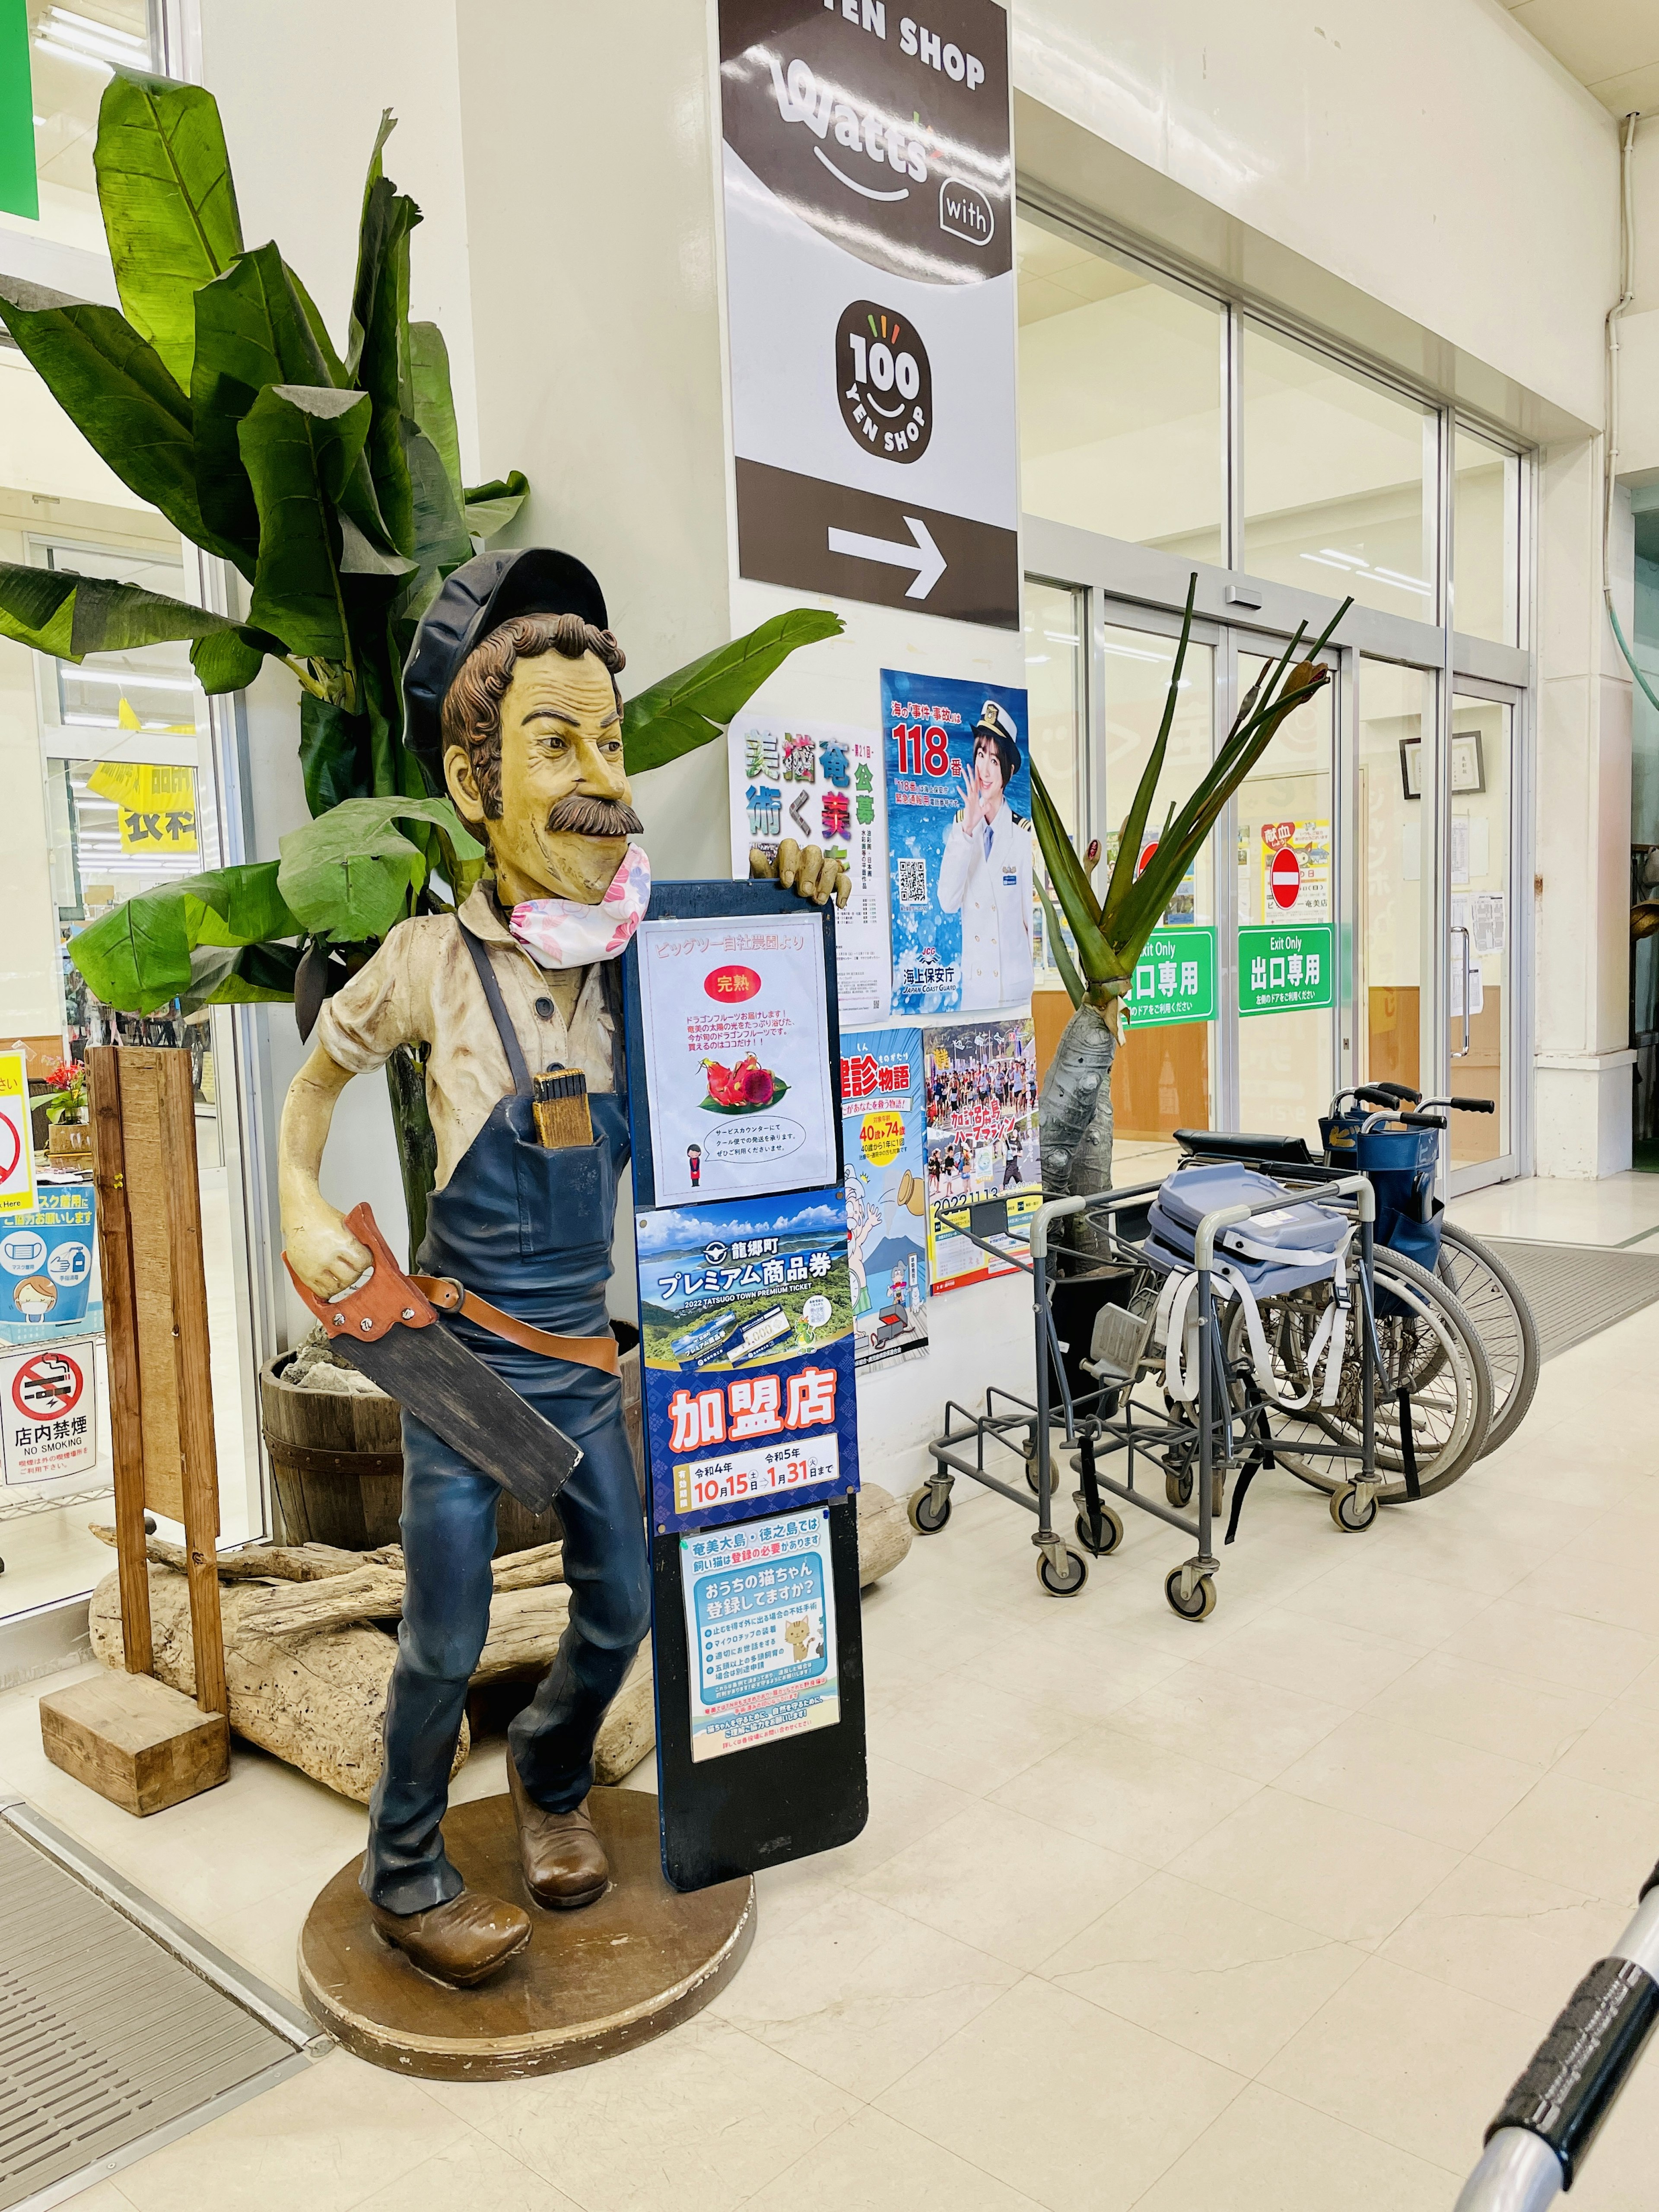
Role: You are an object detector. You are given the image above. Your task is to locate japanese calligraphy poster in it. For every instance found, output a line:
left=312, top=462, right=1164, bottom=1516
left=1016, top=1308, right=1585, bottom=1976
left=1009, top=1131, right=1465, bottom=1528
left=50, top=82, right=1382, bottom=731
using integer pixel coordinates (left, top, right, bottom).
left=920, top=1017, right=1041, bottom=1293
left=636, top=1187, right=858, bottom=1532
left=839, top=1027, right=928, bottom=1370
left=680, top=1506, right=839, bottom=1761
left=635, top=913, right=838, bottom=1208
left=2, top=1341, right=98, bottom=1486
left=882, top=671, right=1033, bottom=1017
left=727, top=715, right=891, bottom=1020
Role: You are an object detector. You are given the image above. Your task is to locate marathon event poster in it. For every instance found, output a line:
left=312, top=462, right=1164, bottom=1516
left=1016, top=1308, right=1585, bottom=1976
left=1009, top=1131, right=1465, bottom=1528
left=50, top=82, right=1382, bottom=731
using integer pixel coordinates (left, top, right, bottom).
left=921, top=1017, right=1042, bottom=1293
left=718, top=0, right=1019, bottom=627
left=634, top=912, right=839, bottom=1208
left=635, top=1188, right=859, bottom=1534
left=679, top=1506, right=840, bottom=1761
left=726, top=715, right=891, bottom=1020
left=883, top=670, right=1033, bottom=1018
left=839, top=1027, right=929, bottom=1371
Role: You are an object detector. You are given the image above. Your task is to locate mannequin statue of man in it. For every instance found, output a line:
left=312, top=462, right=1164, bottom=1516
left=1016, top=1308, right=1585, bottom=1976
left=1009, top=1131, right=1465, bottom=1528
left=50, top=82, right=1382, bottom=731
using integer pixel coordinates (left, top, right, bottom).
left=279, top=550, right=846, bottom=1988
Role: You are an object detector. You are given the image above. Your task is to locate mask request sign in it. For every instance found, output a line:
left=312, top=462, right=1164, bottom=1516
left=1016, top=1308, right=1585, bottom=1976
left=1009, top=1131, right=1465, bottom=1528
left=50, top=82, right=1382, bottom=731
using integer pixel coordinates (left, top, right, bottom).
left=718, top=0, right=1017, bottom=629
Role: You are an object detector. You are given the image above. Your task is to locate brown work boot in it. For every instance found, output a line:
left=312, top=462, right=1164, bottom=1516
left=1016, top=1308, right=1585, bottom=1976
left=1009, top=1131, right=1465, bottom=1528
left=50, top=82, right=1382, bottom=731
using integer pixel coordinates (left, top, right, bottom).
left=509, top=1757, right=609, bottom=1909
left=368, top=1888, right=531, bottom=1987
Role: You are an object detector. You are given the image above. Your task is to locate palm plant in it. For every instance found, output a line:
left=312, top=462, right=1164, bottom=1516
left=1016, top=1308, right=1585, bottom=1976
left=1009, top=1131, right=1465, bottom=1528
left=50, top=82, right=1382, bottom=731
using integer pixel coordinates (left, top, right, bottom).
left=0, top=72, right=838, bottom=1253
left=1032, top=576, right=1351, bottom=1253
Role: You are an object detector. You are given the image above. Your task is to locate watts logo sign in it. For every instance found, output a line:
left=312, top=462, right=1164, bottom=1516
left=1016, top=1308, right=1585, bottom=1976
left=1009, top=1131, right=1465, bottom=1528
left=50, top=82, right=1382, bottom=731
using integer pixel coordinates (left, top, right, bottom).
left=719, top=0, right=1018, bottom=630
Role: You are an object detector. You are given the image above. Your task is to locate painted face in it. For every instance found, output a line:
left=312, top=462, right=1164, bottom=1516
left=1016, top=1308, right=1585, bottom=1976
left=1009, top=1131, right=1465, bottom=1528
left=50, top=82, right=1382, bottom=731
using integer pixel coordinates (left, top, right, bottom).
left=446, top=649, right=640, bottom=905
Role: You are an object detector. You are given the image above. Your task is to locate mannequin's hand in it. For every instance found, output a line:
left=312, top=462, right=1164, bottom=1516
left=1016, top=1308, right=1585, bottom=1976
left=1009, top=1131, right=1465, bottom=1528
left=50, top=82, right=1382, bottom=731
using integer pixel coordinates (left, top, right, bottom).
left=284, top=1191, right=372, bottom=1299
left=750, top=839, right=852, bottom=908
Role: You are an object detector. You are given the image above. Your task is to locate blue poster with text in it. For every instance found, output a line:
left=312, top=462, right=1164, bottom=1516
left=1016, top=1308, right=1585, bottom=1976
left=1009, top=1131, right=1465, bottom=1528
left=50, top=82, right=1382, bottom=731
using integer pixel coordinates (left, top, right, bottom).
left=882, top=670, right=1034, bottom=1017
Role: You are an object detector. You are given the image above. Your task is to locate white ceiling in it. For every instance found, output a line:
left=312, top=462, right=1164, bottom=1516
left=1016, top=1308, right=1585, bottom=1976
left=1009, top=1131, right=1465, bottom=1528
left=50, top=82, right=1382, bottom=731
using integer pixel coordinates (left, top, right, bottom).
left=1502, top=0, right=1659, bottom=115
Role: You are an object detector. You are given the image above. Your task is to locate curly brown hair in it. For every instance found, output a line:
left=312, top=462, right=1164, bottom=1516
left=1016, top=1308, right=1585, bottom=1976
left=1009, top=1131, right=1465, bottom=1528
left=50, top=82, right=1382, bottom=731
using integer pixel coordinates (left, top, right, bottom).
left=440, top=612, right=626, bottom=820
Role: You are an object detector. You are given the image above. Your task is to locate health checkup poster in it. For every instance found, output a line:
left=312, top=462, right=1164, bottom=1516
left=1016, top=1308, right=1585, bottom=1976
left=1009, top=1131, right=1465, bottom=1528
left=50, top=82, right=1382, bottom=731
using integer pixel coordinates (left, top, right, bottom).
left=883, top=672, right=1034, bottom=1017
left=922, top=1017, right=1041, bottom=1293
left=727, top=715, right=891, bottom=1020
left=839, top=1028, right=928, bottom=1370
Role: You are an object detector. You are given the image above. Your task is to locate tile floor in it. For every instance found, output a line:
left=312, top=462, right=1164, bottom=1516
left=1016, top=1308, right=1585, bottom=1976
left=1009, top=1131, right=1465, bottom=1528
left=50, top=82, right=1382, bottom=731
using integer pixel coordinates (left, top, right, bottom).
left=10, top=1173, right=1659, bottom=2211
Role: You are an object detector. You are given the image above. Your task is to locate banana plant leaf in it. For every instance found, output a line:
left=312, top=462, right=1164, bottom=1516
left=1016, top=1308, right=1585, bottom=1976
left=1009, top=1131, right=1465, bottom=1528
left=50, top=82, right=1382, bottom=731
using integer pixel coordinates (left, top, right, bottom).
left=0, top=295, right=215, bottom=555
left=236, top=384, right=373, bottom=657
left=277, top=795, right=484, bottom=942
left=0, top=560, right=272, bottom=684
left=410, top=321, right=464, bottom=513
left=191, top=242, right=335, bottom=565
left=93, top=72, right=243, bottom=389
left=349, top=138, right=419, bottom=558
left=298, top=695, right=366, bottom=816
left=623, top=609, right=845, bottom=774
left=69, top=861, right=299, bottom=1014
left=462, top=471, right=528, bottom=542
left=182, top=941, right=304, bottom=1011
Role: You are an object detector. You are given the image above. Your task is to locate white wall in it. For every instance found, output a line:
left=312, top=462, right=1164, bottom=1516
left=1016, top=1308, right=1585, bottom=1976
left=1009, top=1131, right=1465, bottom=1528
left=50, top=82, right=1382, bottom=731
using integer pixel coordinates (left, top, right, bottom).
left=1010, top=0, right=1617, bottom=433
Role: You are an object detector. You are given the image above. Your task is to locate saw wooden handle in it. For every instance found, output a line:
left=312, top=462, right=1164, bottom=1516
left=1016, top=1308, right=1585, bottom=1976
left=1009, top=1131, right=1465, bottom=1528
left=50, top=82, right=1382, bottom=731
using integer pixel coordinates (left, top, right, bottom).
left=283, top=1202, right=438, bottom=1343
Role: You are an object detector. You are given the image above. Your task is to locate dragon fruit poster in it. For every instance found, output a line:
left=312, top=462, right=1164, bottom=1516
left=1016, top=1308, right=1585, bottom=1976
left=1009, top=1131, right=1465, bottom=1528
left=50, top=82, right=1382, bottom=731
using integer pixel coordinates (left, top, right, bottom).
left=634, top=912, right=839, bottom=1208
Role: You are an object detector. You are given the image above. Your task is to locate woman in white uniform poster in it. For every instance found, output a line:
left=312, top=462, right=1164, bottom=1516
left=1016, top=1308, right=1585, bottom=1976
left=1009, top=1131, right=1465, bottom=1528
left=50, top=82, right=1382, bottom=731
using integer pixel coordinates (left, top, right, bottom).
left=936, top=701, right=1034, bottom=1011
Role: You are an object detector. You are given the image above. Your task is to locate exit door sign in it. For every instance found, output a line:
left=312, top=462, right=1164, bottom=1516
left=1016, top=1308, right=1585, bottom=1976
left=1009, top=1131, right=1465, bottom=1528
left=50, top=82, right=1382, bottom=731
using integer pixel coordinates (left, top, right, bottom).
left=1239, top=924, right=1334, bottom=1016
left=0, top=0, right=38, bottom=222
left=1126, top=927, right=1217, bottom=1030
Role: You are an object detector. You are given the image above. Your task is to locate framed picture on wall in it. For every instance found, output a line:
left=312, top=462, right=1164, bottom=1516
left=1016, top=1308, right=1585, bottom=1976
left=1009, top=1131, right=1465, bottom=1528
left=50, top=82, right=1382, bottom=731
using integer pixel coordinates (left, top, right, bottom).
left=1451, top=731, right=1486, bottom=792
left=1398, top=739, right=1423, bottom=799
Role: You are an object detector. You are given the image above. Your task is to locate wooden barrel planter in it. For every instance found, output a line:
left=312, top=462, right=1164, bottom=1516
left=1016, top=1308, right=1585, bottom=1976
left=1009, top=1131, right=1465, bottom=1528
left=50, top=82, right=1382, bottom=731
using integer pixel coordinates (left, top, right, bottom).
left=261, top=1321, right=645, bottom=1555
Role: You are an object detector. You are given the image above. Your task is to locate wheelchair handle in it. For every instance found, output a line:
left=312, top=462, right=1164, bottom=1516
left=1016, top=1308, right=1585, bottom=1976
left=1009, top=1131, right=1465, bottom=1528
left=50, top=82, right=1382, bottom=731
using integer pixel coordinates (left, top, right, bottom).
left=1353, top=1082, right=1418, bottom=1109
left=1396, top=1112, right=1447, bottom=1131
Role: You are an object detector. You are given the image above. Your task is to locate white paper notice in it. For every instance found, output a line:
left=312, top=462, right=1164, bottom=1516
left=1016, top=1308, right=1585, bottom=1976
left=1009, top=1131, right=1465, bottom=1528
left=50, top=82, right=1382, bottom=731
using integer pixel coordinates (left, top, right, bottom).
left=728, top=717, right=890, bottom=1020
left=1450, top=951, right=1485, bottom=1018
left=1472, top=893, right=1506, bottom=955
left=636, top=913, right=838, bottom=1207
left=1450, top=815, right=1470, bottom=885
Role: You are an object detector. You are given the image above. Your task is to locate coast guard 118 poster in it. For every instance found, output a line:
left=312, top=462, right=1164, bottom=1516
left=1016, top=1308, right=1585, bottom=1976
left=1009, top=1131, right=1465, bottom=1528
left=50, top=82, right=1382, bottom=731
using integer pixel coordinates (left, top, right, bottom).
left=883, top=671, right=1033, bottom=1017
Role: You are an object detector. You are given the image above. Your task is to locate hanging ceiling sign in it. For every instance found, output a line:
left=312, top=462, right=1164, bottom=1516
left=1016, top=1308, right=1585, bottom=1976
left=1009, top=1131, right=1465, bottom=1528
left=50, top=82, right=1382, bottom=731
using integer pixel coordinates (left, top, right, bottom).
left=718, top=0, right=1018, bottom=629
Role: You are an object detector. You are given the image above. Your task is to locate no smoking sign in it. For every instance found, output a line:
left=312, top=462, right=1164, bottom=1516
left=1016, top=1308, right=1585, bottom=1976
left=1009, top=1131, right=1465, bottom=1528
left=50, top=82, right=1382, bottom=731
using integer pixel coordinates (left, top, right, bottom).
left=2, top=1341, right=97, bottom=1487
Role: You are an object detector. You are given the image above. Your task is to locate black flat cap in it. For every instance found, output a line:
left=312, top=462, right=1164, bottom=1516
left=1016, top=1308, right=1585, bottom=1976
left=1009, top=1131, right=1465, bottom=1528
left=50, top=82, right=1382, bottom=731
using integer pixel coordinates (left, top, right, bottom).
left=403, top=547, right=609, bottom=771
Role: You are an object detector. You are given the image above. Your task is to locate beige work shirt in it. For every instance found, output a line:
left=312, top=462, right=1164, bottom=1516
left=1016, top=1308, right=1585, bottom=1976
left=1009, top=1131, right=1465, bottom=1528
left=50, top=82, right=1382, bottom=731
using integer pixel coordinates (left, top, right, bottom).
left=315, top=883, right=618, bottom=1190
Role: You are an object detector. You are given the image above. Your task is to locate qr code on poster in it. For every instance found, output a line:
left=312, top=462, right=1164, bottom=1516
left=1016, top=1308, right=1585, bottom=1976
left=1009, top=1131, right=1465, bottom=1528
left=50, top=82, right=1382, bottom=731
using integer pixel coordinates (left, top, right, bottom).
left=896, top=857, right=928, bottom=906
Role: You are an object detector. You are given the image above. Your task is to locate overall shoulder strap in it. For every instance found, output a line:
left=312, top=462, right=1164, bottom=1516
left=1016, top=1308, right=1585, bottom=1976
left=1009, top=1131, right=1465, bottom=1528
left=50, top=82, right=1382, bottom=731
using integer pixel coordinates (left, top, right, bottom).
left=457, top=917, right=533, bottom=1097
left=597, top=957, right=626, bottom=1094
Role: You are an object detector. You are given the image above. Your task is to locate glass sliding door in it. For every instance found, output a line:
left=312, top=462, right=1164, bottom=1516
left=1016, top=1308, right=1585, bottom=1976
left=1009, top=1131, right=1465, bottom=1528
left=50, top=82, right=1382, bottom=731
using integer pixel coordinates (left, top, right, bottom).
left=1234, top=644, right=1338, bottom=1144
left=1448, top=692, right=1516, bottom=1179
left=1357, top=661, right=1435, bottom=1097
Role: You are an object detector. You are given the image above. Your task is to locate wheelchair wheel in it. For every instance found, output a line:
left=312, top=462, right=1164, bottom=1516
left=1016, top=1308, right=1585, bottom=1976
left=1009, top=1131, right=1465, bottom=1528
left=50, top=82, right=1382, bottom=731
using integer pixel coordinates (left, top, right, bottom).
left=1227, top=1248, right=1492, bottom=1500
left=1436, top=1224, right=1540, bottom=1456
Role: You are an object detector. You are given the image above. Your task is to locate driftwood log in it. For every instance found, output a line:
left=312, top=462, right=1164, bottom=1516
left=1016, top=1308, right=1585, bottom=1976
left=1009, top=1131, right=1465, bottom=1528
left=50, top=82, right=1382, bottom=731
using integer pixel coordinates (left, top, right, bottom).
left=85, top=1485, right=912, bottom=1806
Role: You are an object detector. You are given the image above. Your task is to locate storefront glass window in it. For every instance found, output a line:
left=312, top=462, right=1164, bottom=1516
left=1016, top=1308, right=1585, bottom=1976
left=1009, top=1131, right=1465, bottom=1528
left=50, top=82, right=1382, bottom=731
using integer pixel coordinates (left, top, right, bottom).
left=1357, top=660, right=1433, bottom=1096
left=1017, top=216, right=1225, bottom=565
left=1, top=2, right=157, bottom=252
left=1242, top=321, right=1438, bottom=622
left=1454, top=428, right=1521, bottom=646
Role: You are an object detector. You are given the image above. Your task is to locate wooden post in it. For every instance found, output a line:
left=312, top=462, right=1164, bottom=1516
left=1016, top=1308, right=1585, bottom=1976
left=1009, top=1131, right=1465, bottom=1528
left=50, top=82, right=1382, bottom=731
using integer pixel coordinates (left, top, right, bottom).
left=87, top=1045, right=151, bottom=1676
left=44, top=1046, right=229, bottom=1815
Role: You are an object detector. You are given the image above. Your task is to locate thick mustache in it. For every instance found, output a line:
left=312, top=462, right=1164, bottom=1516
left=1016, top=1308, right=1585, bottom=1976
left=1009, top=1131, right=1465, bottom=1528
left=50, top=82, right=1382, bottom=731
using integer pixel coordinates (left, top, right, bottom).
left=543, top=793, right=644, bottom=838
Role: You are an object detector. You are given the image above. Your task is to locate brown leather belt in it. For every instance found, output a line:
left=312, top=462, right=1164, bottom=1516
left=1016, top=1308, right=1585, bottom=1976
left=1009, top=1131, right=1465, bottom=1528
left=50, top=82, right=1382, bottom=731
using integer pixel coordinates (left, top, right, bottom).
left=412, top=1275, right=621, bottom=1377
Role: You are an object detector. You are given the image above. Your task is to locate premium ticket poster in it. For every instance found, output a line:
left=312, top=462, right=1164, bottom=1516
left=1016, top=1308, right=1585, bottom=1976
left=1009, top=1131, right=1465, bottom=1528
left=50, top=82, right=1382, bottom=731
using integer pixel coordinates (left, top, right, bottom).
left=839, top=1026, right=929, bottom=1370
left=727, top=715, right=891, bottom=1020
left=921, top=1016, right=1041, bottom=1292
left=636, top=1187, right=859, bottom=1533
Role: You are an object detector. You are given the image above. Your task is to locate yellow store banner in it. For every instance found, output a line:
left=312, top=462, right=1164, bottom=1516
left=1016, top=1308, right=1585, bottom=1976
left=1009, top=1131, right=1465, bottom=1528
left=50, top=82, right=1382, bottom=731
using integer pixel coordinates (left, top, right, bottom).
left=86, top=761, right=199, bottom=855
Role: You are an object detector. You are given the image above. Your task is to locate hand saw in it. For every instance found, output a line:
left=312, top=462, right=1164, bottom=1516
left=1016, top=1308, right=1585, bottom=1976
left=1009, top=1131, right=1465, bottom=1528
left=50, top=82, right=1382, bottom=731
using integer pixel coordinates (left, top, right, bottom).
left=284, top=1203, right=582, bottom=1515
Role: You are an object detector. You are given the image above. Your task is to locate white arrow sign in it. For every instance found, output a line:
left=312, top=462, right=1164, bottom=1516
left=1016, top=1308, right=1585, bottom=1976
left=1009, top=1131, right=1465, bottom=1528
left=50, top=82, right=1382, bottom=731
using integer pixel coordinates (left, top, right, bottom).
left=825, top=514, right=947, bottom=600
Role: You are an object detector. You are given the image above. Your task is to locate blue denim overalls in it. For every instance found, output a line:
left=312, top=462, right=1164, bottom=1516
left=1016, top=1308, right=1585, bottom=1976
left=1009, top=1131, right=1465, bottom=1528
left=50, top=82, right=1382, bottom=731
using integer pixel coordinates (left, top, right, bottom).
left=362, top=922, right=650, bottom=1914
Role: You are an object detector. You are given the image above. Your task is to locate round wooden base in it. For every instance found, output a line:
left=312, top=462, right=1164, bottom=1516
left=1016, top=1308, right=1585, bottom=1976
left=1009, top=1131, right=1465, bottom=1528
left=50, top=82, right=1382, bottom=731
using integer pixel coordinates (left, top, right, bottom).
left=298, top=1786, right=755, bottom=2079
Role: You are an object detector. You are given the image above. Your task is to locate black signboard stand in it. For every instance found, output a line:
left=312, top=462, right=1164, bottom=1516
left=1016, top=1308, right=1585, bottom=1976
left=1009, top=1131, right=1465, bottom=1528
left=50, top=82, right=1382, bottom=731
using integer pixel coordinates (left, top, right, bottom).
left=622, top=880, right=868, bottom=1892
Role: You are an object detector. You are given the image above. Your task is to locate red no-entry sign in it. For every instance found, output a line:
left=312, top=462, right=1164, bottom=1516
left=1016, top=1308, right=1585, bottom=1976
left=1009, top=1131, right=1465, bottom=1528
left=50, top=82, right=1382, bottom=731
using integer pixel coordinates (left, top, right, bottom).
left=1269, top=846, right=1302, bottom=910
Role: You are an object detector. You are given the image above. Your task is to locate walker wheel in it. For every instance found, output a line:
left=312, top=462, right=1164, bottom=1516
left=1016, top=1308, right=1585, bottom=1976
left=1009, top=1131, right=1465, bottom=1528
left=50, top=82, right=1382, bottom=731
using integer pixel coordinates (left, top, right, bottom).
left=1075, top=1506, right=1123, bottom=1557
left=909, top=1485, right=952, bottom=1535
left=1038, top=1548, right=1089, bottom=1597
left=1329, top=1483, right=1378, bottom=1533
left=1023, top=1442, right=1060, bottom=1496
left=1166, top=1467, right=1193, bottom=1509
left=1165, top=1567, right=1217, bottom=1621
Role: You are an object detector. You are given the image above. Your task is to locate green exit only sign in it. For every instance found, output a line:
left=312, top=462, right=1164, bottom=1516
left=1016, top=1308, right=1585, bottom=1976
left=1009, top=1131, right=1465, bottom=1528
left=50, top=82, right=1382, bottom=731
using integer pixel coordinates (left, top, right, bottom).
left=0, top=0, right=36, bottom=222
left=1239, top=924, right=1334, bottom=1016
left=1126, top=927, right=1217, bottom=1030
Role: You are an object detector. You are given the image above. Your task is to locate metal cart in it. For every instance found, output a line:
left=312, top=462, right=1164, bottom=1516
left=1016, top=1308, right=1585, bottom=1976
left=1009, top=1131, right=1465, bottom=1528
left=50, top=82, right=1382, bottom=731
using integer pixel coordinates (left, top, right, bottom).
left=917, top=1172, right=1378, bottom=1616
